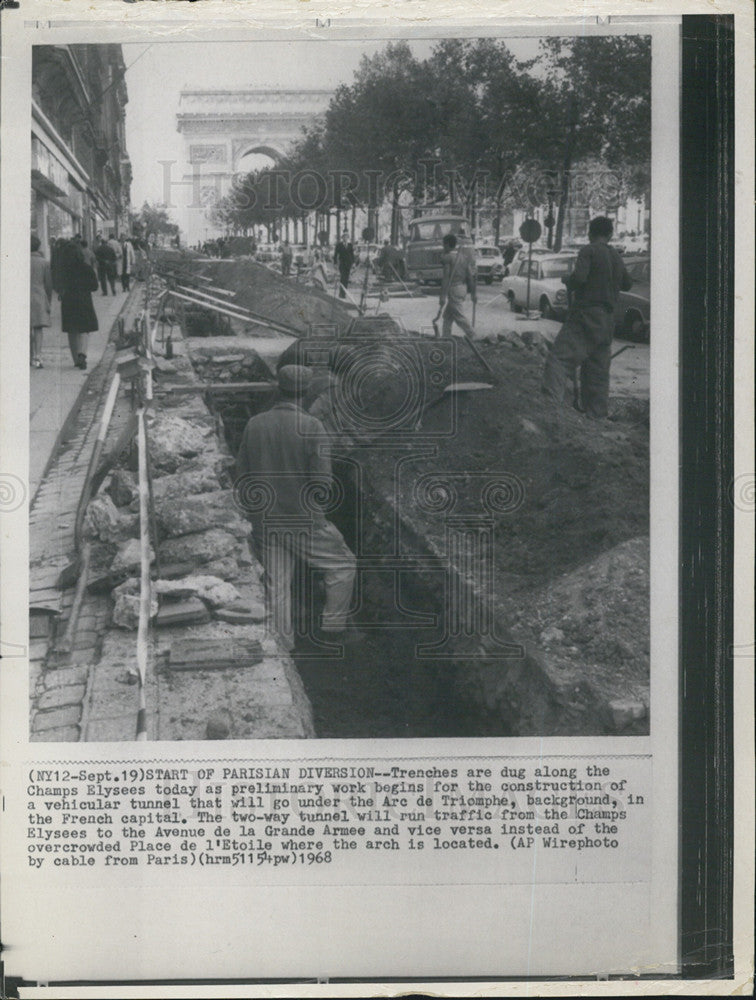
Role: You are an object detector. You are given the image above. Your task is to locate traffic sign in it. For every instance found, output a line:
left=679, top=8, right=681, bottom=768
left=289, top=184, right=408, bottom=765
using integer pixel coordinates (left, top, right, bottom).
left=519, top=219, right=542, bottom=244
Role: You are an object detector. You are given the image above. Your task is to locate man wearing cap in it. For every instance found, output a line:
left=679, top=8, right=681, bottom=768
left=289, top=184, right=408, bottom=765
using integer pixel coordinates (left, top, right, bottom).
left=235, top=365, right=360, bottom=650
left=333, top=230, right=354, bottom=299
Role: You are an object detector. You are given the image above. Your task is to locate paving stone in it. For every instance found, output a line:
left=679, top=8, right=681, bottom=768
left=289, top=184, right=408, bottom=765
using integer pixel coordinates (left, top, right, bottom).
left=85, top=715, right=143, bottom=742
left=31, top=726, right=80, bottom=743
left=42, top=665, right=89, bottom=689
left=33, top=704, right=82, bottom=731
left=37, top=684, right=86, bottom=711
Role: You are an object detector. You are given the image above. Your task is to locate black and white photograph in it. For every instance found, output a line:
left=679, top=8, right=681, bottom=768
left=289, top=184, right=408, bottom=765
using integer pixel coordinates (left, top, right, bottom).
left=0, top=2, right=750, bottom=994
left=27, top=31, right=652, bottom=743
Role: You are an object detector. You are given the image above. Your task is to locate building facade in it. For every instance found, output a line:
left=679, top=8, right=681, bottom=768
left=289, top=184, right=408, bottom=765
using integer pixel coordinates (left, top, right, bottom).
left=31, top=44, right=132, bottom=254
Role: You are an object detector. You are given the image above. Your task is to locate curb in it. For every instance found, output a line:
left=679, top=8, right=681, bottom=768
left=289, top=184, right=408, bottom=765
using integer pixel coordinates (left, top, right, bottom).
left=30, top=288, right=140, bottom=511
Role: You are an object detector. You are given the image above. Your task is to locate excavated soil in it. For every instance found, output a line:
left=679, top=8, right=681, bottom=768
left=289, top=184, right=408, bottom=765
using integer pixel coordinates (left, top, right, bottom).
left=301, top=336, right=651, bottom=738
left=159, top=251, right=356, bottom=336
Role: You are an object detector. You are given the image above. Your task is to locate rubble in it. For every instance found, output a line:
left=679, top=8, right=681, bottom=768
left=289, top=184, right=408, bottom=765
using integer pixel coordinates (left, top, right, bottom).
left=111, top=537, right=154, bottom=576
left=111, top=578, right=159, bottom=630
left=154, top=575, right=242, bottom=609
left=145, top=412, right=214, bottom=472
left=157, top=528, right=243, bottom=567
left=153, top=490, right=249, bottom=540
left=140, top=468, right=220, bottom=505
left=105, top=469, right=138, bottom=507
left=83, top=493, right=138, bottom=544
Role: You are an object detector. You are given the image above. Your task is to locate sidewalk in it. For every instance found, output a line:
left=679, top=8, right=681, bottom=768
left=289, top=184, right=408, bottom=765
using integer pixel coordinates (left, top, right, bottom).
left=29, top=287, right=132, bottom=503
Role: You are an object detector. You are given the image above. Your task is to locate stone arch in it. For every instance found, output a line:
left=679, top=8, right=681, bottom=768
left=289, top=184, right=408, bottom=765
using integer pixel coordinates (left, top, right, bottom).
left=233, top=142, right=286, bottom=173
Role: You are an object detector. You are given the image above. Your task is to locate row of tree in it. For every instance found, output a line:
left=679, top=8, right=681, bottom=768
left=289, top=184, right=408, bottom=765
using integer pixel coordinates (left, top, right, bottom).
left=211, top=35, right=651, bottom=249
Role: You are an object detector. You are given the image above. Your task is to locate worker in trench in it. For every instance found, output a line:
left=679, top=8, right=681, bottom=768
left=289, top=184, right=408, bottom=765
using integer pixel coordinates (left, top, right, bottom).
left=541, top=216, right=633, bottom=418
left=235, top=364, right=363, bottom=651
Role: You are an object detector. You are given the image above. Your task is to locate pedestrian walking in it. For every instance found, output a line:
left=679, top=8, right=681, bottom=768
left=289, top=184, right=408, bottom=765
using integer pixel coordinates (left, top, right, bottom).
left=57, top=238, right=99, bottom=370
left=120, top=235, right=135, bottom=291
left=95, top=235, right=117, bottom=295
left=30, top=234, right=52, bottom=369
left=541, top=216, right=633, bottom=418
left=280, top=240, right=293, bottom=277
left=439, top=233, right=477, bottom=339
left=333, top=229, right=354, bottom=298
left=50, top=237, right=65, bottom=296
left=235, top=365, right=362, bottom=652
left=78, top=237, right=97, bottom=270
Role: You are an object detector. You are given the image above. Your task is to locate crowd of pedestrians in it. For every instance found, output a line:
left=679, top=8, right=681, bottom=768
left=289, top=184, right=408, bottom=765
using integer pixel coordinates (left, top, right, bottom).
left=30, top=231, right=149, bottom=371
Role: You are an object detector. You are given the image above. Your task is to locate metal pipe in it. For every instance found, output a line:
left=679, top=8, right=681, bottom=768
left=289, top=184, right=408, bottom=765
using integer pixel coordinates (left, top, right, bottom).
left=135, top=408, right=151, bottom=741
left=55, top=543, right=91, bottom=654
left=73, top=372, right=122, bottom=547
left=166, top=288, right=298, bottom=336
left=159, top=381, right=276, bottom=394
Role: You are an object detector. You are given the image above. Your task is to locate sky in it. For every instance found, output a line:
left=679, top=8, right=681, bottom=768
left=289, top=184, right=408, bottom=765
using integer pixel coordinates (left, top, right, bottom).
left=122, top=37, right=538, bottom=212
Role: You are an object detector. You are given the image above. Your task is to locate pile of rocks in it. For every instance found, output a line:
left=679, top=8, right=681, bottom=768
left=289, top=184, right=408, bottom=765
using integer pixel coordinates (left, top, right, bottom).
left=84, top=406, right=264, bottom=631
left=188, top=346, right=273, bottom=385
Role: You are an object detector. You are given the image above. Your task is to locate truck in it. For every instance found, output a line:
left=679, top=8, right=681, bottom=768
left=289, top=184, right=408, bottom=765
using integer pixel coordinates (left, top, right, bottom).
left=405, top=215, right=474, bottom=284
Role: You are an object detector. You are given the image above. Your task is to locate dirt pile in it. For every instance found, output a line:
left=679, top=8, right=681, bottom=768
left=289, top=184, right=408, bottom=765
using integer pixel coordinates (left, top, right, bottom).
left=161, top=253, right=356, bottom=336
left=342, top=336, right=650, bottom=733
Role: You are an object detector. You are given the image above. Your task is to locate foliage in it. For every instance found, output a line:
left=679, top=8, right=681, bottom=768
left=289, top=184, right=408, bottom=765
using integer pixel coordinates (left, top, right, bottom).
left=213, top=35, right=651, bottom=240
left=130, top=201, right=179, bottom=240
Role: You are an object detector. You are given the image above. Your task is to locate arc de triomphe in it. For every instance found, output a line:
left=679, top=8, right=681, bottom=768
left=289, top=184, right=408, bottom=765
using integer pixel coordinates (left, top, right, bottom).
left=176, top=88, right=332, bottom=244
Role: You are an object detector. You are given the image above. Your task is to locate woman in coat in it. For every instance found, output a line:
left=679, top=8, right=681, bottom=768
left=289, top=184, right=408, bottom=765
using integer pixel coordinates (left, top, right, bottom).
left=30, top=234, right=52, bottom=368
left=58, top=238, right=99, bottom=370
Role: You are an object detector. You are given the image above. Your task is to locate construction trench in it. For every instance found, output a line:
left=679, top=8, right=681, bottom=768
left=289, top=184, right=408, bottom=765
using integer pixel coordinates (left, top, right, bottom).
left=30, top=253, right=650, bottom=741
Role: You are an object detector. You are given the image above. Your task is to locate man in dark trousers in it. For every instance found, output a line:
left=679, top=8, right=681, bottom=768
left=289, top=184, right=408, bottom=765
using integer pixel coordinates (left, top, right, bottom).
left=333, top=229, right=354, bottom=298
left=235, top=365, right=362, bottom=652
left=542, top=216, right=633, bottom=418
left=94, top=235, right=117, bottom=295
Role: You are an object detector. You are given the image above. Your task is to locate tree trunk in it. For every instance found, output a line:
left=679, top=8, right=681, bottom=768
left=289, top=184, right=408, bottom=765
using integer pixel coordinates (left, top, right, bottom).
left=554, top=104, right=578, bottom=253
left=390, top=184, right=400, bottom=245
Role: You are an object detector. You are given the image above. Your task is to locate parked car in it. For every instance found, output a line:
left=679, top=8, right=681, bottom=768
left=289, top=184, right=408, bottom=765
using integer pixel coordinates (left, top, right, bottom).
left=501, top=253, right=576, bottom=318
left=475, top=245, right=504, bottom=283
left=405, top=215, right=473, bottom=284
left=616, top=254, right=650, bottom=341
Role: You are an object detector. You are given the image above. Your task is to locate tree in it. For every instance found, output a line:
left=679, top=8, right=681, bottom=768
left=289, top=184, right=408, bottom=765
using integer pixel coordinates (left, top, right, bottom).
left=130, top=201, right=179, bottom=241
left=526, top=36, right=651, bottom=248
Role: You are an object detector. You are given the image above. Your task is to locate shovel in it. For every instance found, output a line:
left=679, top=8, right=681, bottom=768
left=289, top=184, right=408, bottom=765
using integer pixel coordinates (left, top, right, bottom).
left=415, top=381, right=494, bottom=429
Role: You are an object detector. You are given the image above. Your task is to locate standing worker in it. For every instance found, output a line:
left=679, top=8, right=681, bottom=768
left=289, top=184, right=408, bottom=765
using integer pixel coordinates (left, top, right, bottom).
left=439, top=233, right=477, bottom=339
left=333, top=229, right=354, bottom=299
left=235, top=365, right=362, bottom=652
left=30, top=234, right=52, bottom=369
left=541, top=216, right=633, bottom=418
